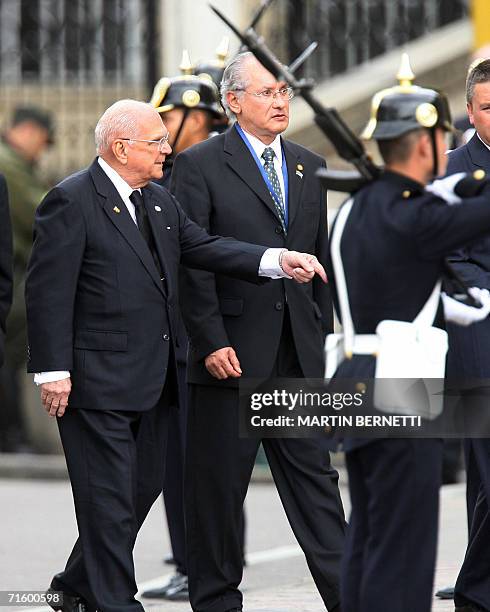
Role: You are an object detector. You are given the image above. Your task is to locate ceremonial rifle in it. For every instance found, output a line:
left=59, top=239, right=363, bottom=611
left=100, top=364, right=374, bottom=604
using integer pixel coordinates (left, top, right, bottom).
left=209, top=3, right=381, bottom=192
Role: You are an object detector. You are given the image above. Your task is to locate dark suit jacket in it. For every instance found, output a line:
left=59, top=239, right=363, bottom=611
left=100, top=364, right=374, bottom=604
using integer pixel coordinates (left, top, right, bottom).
left=25, top=159, right=267, bottom=411
left=446, top=133, right=490, bottom=377
left=329, top=170, right=490, bottom=451
left=171, top=125, right=332, bottom=386
left=0, top=174, right=12, bottom=367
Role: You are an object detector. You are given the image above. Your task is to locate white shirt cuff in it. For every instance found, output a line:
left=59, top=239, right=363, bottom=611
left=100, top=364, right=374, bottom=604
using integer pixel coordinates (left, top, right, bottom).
left=259, top=248, right=291, bottom=279
left=34, top=371, right=71, bottom=385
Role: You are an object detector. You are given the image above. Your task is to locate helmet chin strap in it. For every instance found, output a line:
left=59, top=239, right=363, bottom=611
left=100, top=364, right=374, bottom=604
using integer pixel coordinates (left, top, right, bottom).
left=169, top=108, right=191, bottom=160
left=174, top=108, right=191, bottom=153
left=429, top=128, right=439, bottom=179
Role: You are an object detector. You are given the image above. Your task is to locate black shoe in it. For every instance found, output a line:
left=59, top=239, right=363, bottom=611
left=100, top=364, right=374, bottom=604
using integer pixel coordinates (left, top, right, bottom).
left=141, top=572, right=188, bottom=599
left=47, top=574, right=89, bottom=612
left=436, top=585, right=455, bottom=600
left=163, top=575, right=189, bottom=601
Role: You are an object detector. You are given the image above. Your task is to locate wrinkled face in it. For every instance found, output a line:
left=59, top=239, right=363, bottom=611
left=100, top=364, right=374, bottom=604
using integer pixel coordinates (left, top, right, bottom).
left=468, top=81, right=490, bottom=146
left=227, top=57, right=289, bottom=143
left=124, top=111, right=171, bottom=184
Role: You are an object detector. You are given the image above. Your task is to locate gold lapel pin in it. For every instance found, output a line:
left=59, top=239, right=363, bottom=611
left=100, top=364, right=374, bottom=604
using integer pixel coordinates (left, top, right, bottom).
left=297, top=164, right=303, bottom=171
left=296, top=163, right=304, bottom=179
left=113, top=206, right=120, bottom=214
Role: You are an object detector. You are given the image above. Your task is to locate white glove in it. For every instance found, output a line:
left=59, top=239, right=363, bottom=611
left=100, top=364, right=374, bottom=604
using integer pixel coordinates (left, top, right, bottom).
left=442, top=287, right=490, bottom=326
left=426, top=172, right=466, bottom=205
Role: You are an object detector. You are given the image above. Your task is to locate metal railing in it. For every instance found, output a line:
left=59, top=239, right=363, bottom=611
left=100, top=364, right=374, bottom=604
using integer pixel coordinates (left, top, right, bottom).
left=0, top=0, right=159, bottom=178
left=0, top=0, right=159, bottom=88
left=0, top=0, right=470, bottom=177
left=259, top=0, right=469, bottom=81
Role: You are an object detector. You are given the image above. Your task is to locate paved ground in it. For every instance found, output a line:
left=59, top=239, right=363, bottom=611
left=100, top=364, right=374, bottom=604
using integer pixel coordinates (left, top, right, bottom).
left=0, top=461, right=465, bottom=612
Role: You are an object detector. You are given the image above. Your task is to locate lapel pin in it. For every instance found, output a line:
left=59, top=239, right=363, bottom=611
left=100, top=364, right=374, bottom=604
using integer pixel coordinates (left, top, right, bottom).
left=296, top=163, right=304, bottom=179
left=296, top=170, right=303, bottom=179
left=155, top=205, right=162, bottom=212
left=113, top=206, right=120, bottom=214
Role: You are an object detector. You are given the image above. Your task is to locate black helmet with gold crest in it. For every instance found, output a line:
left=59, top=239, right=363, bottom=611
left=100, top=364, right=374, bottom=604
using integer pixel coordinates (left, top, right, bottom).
left=361, top=54, right=453, bottom=141
left=193, top=37, right=230, bottom=90
left=149, top=51, right=224, bottom=119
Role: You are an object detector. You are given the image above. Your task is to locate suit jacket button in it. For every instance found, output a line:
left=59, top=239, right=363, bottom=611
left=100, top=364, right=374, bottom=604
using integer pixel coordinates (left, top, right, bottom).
left=275, top=226, right=283, bottom=234
left=163, top=333, right=170, bottom=341
left=274, top=301, right=283, bottom=311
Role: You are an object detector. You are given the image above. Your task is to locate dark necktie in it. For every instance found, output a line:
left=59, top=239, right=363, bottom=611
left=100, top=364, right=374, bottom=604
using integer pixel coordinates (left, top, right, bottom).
left=261, top=147, right=287, bottom=234
left=130, top=190, right=153, bottom=247
left=129, top=189, right=163, bottom=276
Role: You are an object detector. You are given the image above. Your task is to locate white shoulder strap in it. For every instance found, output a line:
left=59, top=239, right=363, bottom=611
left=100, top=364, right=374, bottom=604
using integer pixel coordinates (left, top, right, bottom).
left=331, top=197, right=440, bottom=351
left=413, top=280, right=442, bottom=327
left=330, top=198, right=355, bottom=355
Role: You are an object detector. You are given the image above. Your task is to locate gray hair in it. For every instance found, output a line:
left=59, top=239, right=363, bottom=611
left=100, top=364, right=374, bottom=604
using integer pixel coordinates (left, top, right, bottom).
left=220, top=51, right=254, bottom=119
left=466, top=58, right=490, bottom=104
left=94, top=99, right=156, bottom=154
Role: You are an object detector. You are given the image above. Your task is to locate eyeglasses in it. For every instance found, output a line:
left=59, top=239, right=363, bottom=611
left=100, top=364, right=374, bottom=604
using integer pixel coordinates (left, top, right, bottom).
left=236, top=87, right=294, bottom=101
left=121, top=133, right=170, bottom=152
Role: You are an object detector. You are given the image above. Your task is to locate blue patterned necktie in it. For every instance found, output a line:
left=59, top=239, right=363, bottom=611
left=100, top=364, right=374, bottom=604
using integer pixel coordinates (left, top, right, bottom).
left=261, top=147, right=287, bottom=234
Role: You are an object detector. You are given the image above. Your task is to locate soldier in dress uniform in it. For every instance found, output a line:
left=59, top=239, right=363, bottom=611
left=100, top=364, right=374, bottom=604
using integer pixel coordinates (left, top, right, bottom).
left=149, top=56, right=225, bottom=190
left=142, top=61, right=228, bottom=602
left=329, top=57, right=490, bottom=612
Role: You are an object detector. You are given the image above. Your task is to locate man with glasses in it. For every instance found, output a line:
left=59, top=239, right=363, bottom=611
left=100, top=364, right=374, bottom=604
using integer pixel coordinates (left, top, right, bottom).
left=172, top=52, right=345, bottom=612
left=25, top=98, right=327, bottom=612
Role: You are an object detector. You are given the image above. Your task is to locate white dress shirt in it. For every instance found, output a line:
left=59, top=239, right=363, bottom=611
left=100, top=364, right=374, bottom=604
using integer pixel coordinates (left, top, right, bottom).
left=97, top=156, right=140, bottom=224
left=34, top=157, right=290, bottom=385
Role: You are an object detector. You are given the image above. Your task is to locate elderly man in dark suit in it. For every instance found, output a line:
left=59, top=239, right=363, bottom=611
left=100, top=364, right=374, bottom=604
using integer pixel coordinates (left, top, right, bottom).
left=25, top=98, right=327, bottom=612
left=444, top=58, right=490, bottom=612
left=172, top=52, right=346, bottom=612
left=0, top=174, right=13, bottom=367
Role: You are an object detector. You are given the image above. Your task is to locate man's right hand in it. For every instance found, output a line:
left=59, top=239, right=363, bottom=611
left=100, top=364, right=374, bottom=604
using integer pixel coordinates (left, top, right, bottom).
left=40, top=378, right=72, bottom=418
left=205, top=347, right=242, bottom=380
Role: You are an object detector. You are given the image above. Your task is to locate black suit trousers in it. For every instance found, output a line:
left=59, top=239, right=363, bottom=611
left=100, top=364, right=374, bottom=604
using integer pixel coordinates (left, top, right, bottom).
left=455, top=438, right=490, bottom=610
left=185, top=313, right=345, bottom=612
left=56, top=394, right=170, bottom=612
left=341, top=438, right=443, bottom=612
left=162, top=360, right=187, bottom=575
